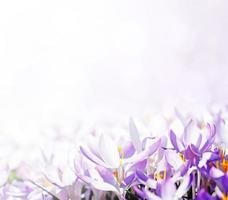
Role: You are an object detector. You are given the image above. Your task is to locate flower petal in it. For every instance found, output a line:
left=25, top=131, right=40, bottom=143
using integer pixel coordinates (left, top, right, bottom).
left=98, top=134, right=120, bottom=168
left=196, top=133, right=202, bottom=148
left=169, top=130, right=184, bottom=152
left=129, top=118, right=142, bottom=152
left=121, top=173, right=135, bottom=187
left=125, top=139, right=161, bottom=164
left=209, top=166, right=223, bottom=178
left=200, top=124, right=216, bottom=152
left=165, top=150, right=183, bottom=171
left=122, top=142, right=135, bottom=158
left=96, top=166, right=117, bottom=186
left=182, top=119, right=193, bottom=145
left=196, top=189, right=215, bottom=200
left=78, top=174, right=119, bottom=193
left=80, top=146, right=110, bottom=168
left=175, top=174, right=192, bottom=198
left=161, top=179, right=176, bottom=200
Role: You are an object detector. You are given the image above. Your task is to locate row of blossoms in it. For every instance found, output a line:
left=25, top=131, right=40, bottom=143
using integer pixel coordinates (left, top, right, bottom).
left=0, top=108, right=228, bottom=199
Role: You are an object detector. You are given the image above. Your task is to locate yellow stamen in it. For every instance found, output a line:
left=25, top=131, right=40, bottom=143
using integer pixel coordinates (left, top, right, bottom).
left=221, top=159, right=228, bottom=172
left=117, top=146, right=122, bottom=153
left=118, top=146, right=124, bottom=166
left=113, top=146, right=126, bottom=185
left=154, top=170, right=166, bottom=180
left=199, top=122, right=205, bottom=129
left=222, top=193, right=228, bottom=200
left=178, top=153, right=186, bottom=162
left=216, top=161, right=220, bottom=168
left=153, top=173, right=157, bottom=180
left=113, top=167, right=124, bottom=184
left=163, top=169, right=166, bottom=179
left=113, top=170, right=118, bottom=182
left=216, top=148, right=228, bottom=172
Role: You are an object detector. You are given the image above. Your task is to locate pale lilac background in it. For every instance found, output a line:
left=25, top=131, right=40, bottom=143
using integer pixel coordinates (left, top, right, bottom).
left=0, top=0, right=227, bottom=137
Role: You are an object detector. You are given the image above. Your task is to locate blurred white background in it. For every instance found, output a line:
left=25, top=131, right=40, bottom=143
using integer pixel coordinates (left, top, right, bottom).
left=0, top=0, right=228, bottom=137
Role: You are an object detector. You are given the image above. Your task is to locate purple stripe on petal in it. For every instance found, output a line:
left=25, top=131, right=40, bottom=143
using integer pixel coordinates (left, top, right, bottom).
left=221, top=174, right=228, bottom=193
left=200, top=124, right=216, bottom=153
left=132, top=185, right=145, bottom=199
left=136, top=170, right=148, bottom=183
left=122, top=142, right=135, bottom=158
left=125, top=139, right=161, bottom=164
left=189, top=144, right=201, bottom=157
left=147, top=138, right=161, bottom=156
left=128, top=159, right=147, bottom=173
left=180, top=161, right=191, bottom=176
left=96, top=166, right=117, bottom=186
left=196, top=189, right=215, bottom=200
left=121, top=173, right=135, bottom=187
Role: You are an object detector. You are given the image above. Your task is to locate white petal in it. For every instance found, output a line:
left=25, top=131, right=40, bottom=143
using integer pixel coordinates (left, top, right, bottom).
left=161, top=180, right=176, bottom=200
left=184, top=122, right=200, bottom=146
left=165, top=150, right=183, bottom=170
left=129, top=118, right=142, bottom=152
left=99, top=134, right=120, bottom=168
left=156, top=157, right=166, bottom=172
left=187, top=166, right=197, bottom=176
left=198, top=152, right=212, bottom=168
left=175, top=175, right=191, bottom=198
left=210, top=166, right=224, bottom=178
left=61, top=167, right=76, bottom=186
left=146, top=179, right=157, bottom=189
left=78, top=174, right=119, bottom=193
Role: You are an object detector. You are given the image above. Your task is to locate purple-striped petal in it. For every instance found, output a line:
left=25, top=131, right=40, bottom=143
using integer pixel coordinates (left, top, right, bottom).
left=169, top=130, right=184, bottom=152
left=125, top=139, right=161, bottom=164
left=80, top=146, right=110, bottom=168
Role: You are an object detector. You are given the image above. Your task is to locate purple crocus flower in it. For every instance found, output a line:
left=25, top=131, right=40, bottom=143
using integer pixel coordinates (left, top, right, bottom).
left=210, top=166, right=228, bottom=198
left=145, top=174, right=192, bottom=200
left=77, top=119, right=161, bottom=197
left=169, top=121, right=216, bottom=168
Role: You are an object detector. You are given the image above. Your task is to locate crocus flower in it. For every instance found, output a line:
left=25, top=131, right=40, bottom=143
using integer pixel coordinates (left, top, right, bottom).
left=77, top=119, right=161, bottom=198
left=3, top=180, right=54, bottom=200
left=209, top=155, right=228, bottom=199
left=145, top=174, right=192, bottom=200
left=38, top=151, right=83, bottom=200
left=169, top=121, right=216, bottom=168
left=2, top=108, right=228, bottom=200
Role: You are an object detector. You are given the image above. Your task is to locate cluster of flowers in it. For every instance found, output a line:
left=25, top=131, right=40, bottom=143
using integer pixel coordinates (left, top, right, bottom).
left=0, top=109, right=228, bottom=200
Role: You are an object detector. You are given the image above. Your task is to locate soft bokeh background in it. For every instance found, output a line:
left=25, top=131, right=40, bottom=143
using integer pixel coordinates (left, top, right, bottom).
left=0, top=0, right=228, bottom=139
